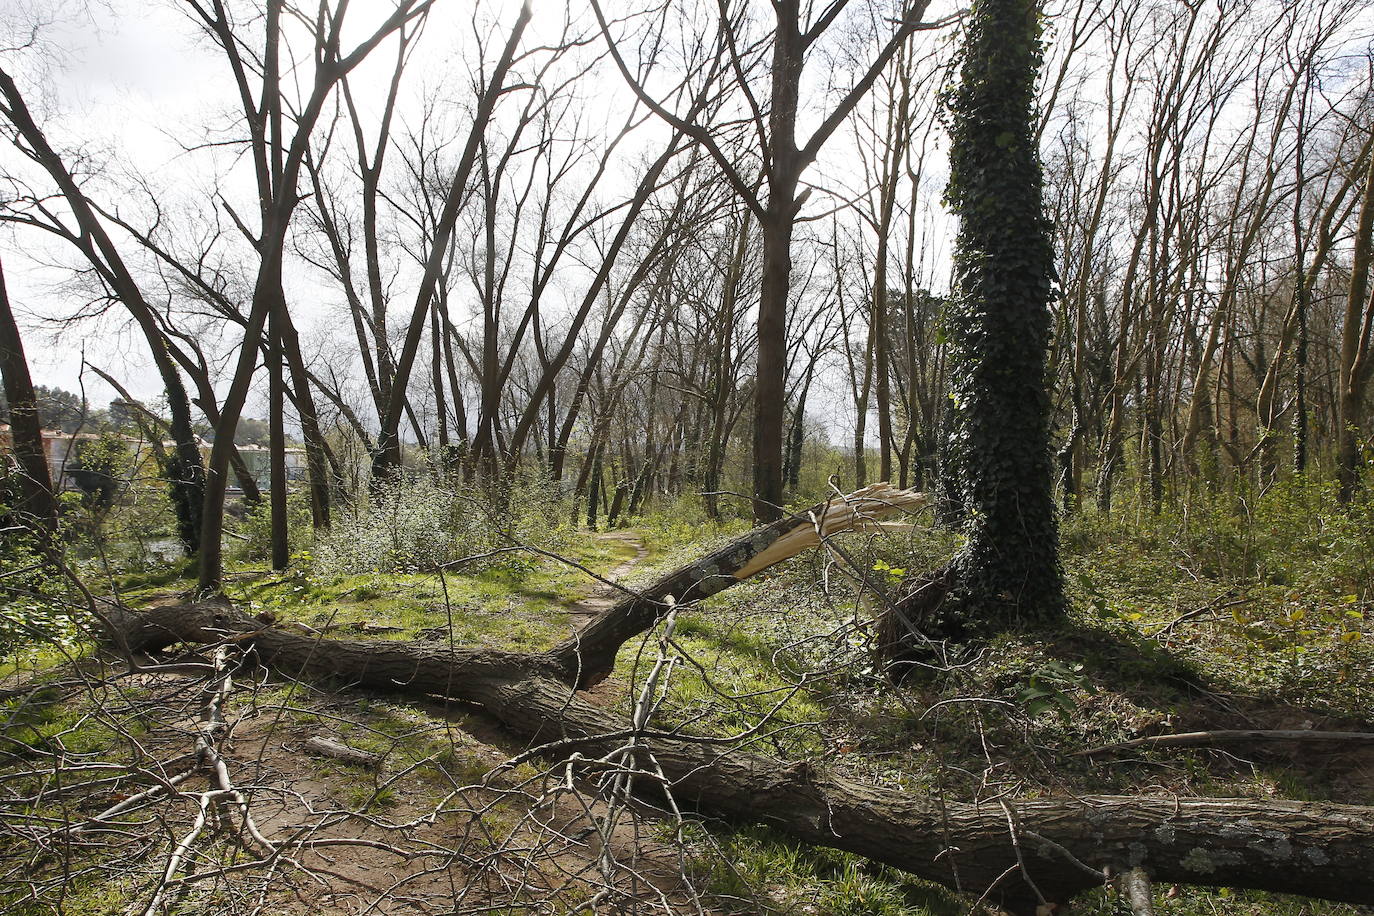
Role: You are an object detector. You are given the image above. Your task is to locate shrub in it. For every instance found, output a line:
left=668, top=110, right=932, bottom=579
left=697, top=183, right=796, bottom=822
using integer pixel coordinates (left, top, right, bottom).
left=57, top=438, right=183, bottom=572
left=312, top=472, right=574, bottom=578
left=0, top=467, right=78, bottom=652
left=66, top=434, right=131, bottom=510
left=1057, top=476, right=1374, bottom=712
left=1059, top=475, right=1374, bottom=602
left=229, top=489, right=314, bottom=563
left=0, top=549, right=76, bottom=652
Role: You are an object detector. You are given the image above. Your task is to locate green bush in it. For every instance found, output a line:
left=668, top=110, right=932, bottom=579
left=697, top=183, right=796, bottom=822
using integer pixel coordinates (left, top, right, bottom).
left=66, top=434, right=131, bottom=509
left=312, top=471, right=574, bottom=578
left=1060, top=476, right=1374, bottom=602
left=69, top=482, right=181, bottom=572
left=0, top=546, right=75, bottom=652
left=55, top=436, right=183, bottom=572
left=229, top=489, right=314, bottom=563
left=0, top=467, right=77, bottom=652
left=1059, top=476, right=1374, bottom=713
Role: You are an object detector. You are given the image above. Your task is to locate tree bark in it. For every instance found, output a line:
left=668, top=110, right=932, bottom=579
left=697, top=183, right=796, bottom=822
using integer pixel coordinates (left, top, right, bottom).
left=751, top=1, right=805, bottom=524
left=274, top=303, right=331, bottom=528
left=0, top=257, right=58, bottom=547
left=268, top=309, right=290, bottom=571
left=1337, top=147, right=1374, bottom=502
left=929, top=0, right=1063, bottom=625
left=111, top=592, right=1374, bottom=915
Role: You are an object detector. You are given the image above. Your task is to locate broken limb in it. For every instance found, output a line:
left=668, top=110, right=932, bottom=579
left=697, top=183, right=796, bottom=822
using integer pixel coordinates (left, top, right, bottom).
left=1076, top=729, right=1374, bottom=756
left=548, top=483, right=930, bottom=686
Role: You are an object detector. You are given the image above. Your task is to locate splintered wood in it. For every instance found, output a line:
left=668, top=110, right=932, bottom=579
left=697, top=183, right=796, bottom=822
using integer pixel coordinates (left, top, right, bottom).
left=731, top=483, right=929, bottom=582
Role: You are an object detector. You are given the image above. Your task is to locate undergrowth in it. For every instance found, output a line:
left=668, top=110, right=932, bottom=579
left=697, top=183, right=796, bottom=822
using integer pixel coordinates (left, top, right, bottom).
left=3, top=475, right=1373, bottom=915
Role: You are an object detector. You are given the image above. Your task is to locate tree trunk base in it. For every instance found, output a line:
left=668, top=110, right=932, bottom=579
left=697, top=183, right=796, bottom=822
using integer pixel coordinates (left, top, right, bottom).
left=876, top=563, right=970, bottom=681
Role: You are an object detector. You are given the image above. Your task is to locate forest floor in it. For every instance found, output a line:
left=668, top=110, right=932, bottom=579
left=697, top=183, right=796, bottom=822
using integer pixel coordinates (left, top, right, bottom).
left=3, top=487, right=1374, bottom=915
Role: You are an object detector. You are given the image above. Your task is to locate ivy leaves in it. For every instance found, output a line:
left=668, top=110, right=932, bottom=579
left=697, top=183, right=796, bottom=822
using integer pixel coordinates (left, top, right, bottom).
left=938, top=0, right=1065, bottom=626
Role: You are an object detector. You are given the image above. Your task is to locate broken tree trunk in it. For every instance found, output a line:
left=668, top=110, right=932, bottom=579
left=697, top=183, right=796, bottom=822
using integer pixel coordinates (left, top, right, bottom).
left=107, top=612, right=1374, bottom=910
left=549, top=483, right=929, bottom=686
left=115, top=478, right=925, bottom=686
left=472, top=680, right=1374, bottom=914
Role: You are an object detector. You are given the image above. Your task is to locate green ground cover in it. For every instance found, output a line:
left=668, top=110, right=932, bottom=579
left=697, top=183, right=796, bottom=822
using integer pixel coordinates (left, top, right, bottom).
left=2, top=478, right=1372, bottom=914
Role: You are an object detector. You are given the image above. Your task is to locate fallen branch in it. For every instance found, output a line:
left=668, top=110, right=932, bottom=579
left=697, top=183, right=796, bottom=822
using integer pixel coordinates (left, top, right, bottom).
left=140, top=646, right=275, bottom=916
left=1151, top=593, right=1256, bottom=637
left=304, top=735, right=385, bottom=769
left=1076, top=729, right=1374, bottom=756
left=549, top=483, right=930, bottom=686
left=1118, top=868, right=1156, bottom=916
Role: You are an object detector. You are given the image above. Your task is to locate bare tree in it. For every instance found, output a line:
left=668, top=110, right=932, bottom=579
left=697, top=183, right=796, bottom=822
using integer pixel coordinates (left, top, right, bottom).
left=0, top=69, right=208, bottom=555
left=1337, top=127, right=1374, bottom=501
left=190, top=0, right=433, bottom=592
left=368, top=3, right=532, bottom=478
left=592, top=0, right=940, bottom=520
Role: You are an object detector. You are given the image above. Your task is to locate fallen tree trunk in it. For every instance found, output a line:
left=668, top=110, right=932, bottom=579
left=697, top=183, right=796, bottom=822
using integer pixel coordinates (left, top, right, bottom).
left=108, top=599, right=1374, bottom=914
left=482, top=679, right=1374, bottom=914
left=113, top=487, right=923, bottom=682
left=1077, top=729, right=1374, bottom=756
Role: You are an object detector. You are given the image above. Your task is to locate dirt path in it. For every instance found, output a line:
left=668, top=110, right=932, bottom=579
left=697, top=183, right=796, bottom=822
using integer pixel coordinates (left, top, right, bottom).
left=568, top=530, right=649, bottom=626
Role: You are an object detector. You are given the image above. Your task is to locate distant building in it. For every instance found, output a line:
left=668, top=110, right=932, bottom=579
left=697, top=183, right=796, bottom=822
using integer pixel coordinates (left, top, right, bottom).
left=230, top=444, right=308, bottom=490
left=0, top=425, right=134, bottom=490
left=0, top=425, right=306, bottom=493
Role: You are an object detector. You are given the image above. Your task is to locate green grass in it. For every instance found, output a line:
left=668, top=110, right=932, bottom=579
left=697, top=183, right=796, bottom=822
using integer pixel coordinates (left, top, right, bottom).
left=1, top=874, right=141, bottom=916
left=10, top=477, right=1374, bottom=915
left=631, top=499, right=752, bottom=571
left=1058, top=478, right=1374, bottom=720
left=0, top=643, right=91, bottom=685
left=679, top=822, right=964, bottom=916
left=114, top=531, right=637, bottom=653
left=0, top=682, right=150, bottom=759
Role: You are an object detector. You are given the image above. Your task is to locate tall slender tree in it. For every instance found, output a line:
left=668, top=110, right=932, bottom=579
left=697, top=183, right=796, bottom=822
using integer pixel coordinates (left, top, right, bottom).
left=1337, top=144, right=1374, bottom=502
left=941, top=0, right=1063, bottom=620
left=592, top=0, right=933, bottom=521
left=193, top=0, right=430, bottom=592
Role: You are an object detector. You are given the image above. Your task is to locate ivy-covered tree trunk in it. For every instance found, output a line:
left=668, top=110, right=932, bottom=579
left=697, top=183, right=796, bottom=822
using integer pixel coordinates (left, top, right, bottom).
left=885, top=0, right=1063, bottom=658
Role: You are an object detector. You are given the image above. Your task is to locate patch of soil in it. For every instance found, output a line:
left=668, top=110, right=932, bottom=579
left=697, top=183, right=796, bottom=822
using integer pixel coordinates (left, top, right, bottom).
left=1, top=656, right=720, bottom=916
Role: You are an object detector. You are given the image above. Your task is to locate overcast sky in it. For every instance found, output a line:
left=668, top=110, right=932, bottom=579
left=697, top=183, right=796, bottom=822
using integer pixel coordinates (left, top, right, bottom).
left=0, top=0, right=958, bottom=446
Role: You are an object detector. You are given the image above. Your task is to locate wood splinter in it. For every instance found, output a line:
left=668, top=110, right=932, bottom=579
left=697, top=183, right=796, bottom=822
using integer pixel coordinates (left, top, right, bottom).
left=304, top=735, right=385, bottom=769
left=1119, top=867, right=1156, bottom=916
